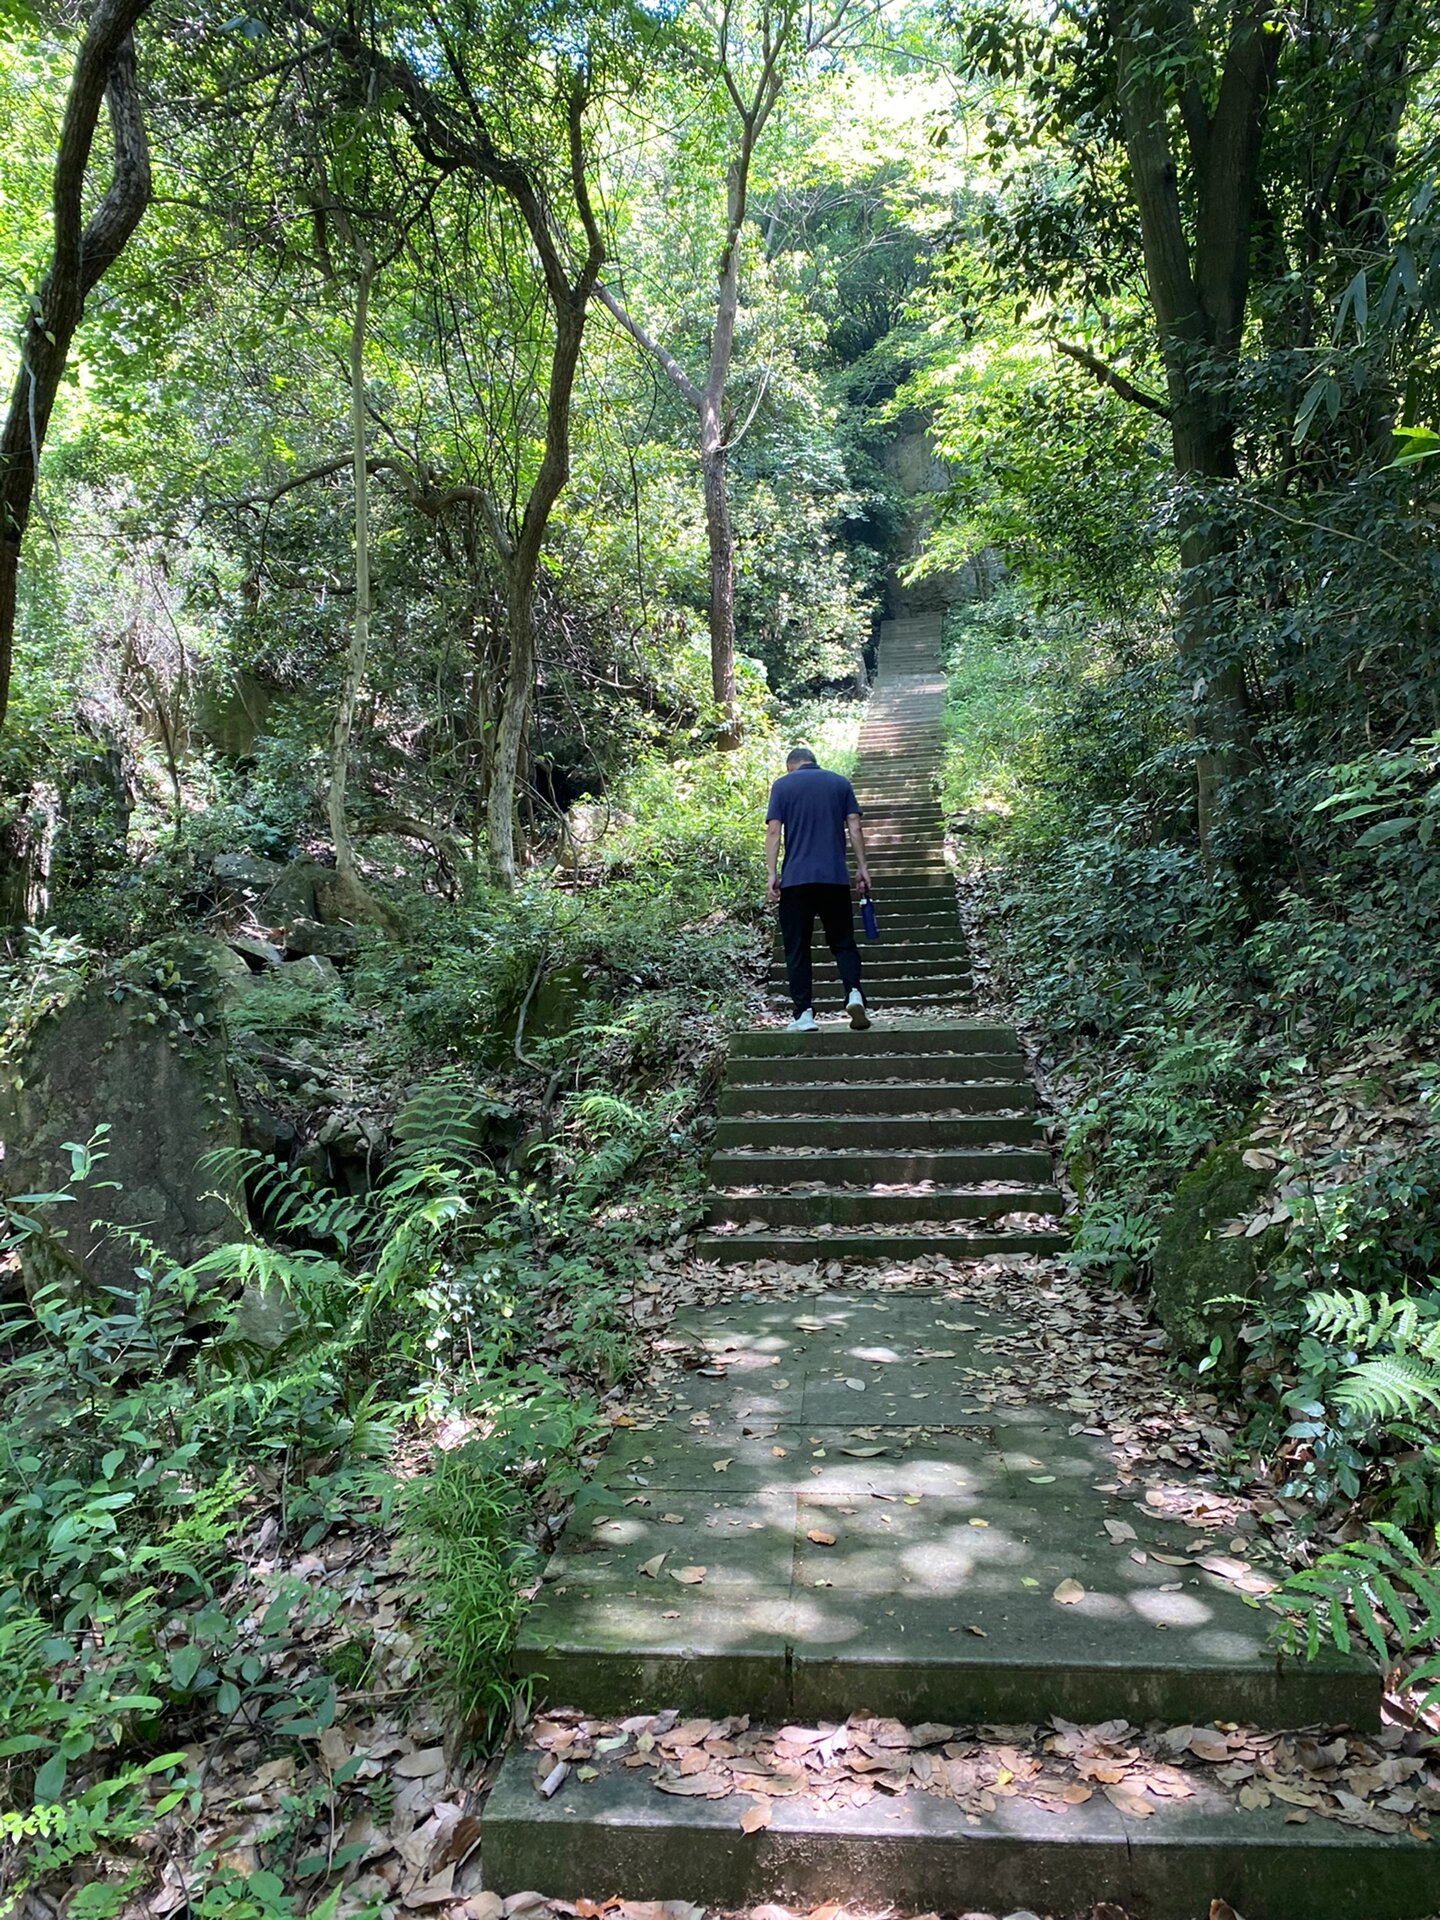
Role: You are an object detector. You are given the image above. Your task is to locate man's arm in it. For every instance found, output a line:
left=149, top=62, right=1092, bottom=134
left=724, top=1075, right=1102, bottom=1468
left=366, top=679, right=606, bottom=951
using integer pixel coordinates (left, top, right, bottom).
left=766, top=819, right=783, bottom=903
left=846, top=812, right=872, bottom=893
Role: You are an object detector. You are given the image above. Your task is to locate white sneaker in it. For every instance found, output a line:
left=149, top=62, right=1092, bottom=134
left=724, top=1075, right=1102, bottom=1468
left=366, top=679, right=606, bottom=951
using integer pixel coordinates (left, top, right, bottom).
left=846, top=989, right=871, bottom=1031
left=786, top=1009, right=818, bottom=1033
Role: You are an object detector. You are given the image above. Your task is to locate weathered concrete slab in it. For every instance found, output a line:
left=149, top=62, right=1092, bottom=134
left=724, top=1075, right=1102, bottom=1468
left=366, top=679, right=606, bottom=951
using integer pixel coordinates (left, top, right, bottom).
left=515, top=1588, right=792, bottom=1718
left=523, top=1296, right=1380, bottom=1730
left=481, top=1747, right=1437, bottom=1918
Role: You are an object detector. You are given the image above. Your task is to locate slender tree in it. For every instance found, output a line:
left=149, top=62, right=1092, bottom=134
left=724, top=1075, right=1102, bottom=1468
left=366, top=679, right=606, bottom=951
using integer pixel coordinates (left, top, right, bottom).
left=0, top=0, right=153, bottom=737
left=326, top=15, right=608, bottom=887
left=598, top=0, right=860, bottom=746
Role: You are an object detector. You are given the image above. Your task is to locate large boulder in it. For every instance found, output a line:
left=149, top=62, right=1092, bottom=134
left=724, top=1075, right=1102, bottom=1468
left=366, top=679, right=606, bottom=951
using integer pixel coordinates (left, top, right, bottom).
left=0, top=937, right=248, bottom=1300
left=193, top=667, right=277, bottom=760
left=1150, top=1143, right=1277, bottom=1366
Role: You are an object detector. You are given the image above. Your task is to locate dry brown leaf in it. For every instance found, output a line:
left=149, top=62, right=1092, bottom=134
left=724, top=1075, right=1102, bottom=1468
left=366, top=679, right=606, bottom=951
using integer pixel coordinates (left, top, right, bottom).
left=1061, top=1782, right=1094, bottom=1805
left=670, top=1565, right=706, bottom=1585
left=1053, top=1579, right=1085, bottom=1606
left=740, top=1796, right=774, bottom=1833
left=1104, top=1783, right=1155, bottom=1819
left=639, top=1553, right=667, bottom=1579
left=1209, top=1902, right=1245, bottom=1920
left=653, top=1769, right=732, bottom=1798
left=1104, top=1519, right=1137, bottom=1543
left=806, top=1529, right=837, bottom=1547
left=394, top=1746, right=447, bottom=1779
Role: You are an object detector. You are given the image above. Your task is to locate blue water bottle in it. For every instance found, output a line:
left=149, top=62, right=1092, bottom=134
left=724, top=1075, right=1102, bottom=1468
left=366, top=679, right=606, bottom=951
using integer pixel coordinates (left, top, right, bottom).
left=860, top=889, right=879, bottom=941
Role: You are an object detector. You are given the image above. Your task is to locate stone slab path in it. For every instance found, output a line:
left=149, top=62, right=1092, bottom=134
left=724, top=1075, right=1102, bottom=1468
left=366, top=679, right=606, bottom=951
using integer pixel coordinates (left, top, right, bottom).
left=480, top=617, right=1432, bottom=1919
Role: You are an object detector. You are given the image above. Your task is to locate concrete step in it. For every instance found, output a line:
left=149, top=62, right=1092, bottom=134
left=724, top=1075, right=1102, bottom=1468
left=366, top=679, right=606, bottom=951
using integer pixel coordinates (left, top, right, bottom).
left=711, top=1145, right=1053, bottom=1183
left=730, top=1022, right=1019, bottom=1057
left=726, top=1052, right=1025, bottom=1084
left=705, top=1184, right=1063, bottom=1226
left=714, top=1113, right=1041, bottom=1149
left=482, top=1750, right=1435, bottom=1920
left=774, top=990, right=975, bottom=1011
left=771, top=947, right=969, bottom=969
left=698, top=1225, right=1072, bottom=1262
left=767, top=966, right=973, bottom=988
left=720, top=1080, right=1032, bottom=1115
left=773, top=995, right=975, bottom=1015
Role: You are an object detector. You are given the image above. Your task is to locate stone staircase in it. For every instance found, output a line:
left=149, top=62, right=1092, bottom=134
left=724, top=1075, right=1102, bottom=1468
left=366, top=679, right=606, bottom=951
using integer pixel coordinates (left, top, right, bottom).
left=701, top=614, right=1067, bottom=1268
left=477, top=616, right=1431, bottom=1919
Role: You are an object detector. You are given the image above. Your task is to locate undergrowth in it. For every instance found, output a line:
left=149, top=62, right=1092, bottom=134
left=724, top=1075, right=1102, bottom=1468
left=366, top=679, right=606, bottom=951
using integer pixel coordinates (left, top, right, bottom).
left=0, top=698, right=864, bottom=1913
left=941, top=584, right=1440, bottom=1689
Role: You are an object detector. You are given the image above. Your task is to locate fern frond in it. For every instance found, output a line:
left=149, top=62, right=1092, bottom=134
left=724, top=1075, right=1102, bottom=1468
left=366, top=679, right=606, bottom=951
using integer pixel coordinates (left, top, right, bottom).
left=1331, top=1353, right=1440, bottom=1421
left=391, top=1074, right=493, bottom=1169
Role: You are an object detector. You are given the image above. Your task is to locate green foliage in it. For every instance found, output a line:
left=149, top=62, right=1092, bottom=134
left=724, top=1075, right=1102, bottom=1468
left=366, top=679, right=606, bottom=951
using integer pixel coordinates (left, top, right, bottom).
left=1270, top=1522, right=1440, bottom=1708
left=1305, top=1289, right=1440, bottom=1422
left=397, top=1421, right=579, bottom=1730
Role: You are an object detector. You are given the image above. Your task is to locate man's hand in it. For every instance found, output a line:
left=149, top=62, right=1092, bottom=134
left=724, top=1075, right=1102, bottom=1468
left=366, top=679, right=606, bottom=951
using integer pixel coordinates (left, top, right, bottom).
left=854, top=866, right=873, bottom=896
left=767, top=875, right=782, bottom=904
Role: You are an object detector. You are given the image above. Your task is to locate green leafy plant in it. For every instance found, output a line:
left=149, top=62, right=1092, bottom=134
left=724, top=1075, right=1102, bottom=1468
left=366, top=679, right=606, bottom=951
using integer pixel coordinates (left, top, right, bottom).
left=1305, top=1287, right=1440, bottom=1421
left=1269, top=1522, right=1440, bottom=1709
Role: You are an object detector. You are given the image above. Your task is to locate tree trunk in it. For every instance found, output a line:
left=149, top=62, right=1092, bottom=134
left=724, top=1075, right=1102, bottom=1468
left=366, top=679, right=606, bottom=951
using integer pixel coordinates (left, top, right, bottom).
left=0, top=9, right=151, bottom=737
left=486, top=573, right=535, bottom=891
left=325, top=249, right=396, bottom=933
left=701, top=422, right=738, bottom=743
left=1112, top=2, right=1278, bottom=861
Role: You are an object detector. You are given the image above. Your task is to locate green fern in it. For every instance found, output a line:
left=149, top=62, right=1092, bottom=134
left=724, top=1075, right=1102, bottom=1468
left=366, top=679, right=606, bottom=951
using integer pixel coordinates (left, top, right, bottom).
left=391, top=1074, right=497, bottom=1169
left=1271, top=1521, right=1440, bottom=1707
left=1333, top=1353, right=1440, bottom=1421
left=1304, top=1285, right=1440, bottom=1422
left=200, top=1147, right=368, bottom=1250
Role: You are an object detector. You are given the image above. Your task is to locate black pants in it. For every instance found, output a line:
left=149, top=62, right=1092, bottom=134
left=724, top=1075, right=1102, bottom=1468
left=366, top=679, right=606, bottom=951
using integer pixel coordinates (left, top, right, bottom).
left=779, top=883, right=861, bottom=1015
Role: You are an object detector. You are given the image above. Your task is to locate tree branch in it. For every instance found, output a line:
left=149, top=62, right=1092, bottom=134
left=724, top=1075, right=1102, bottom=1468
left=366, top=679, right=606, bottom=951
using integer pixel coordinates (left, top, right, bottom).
left=1053, top=338, right=1172, bottom=418
left=593, top=283, right=704, bottom=409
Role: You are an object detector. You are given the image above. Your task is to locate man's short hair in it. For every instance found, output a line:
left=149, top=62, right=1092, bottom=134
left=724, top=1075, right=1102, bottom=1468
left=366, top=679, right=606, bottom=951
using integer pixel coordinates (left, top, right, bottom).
left=786, top=746, right=818, bottom=768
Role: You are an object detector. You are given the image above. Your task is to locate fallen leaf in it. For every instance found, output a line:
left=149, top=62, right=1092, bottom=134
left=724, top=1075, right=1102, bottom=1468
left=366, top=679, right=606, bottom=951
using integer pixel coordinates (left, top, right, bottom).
left=1061, top=1782, right=1094, bottom=1805
left=806, top=1529, right=837, bottom=1546
left=712, top=1459, right=732, bottom=1474
left=1104, top=1519, right=1137, bottom=1544
left=740, top=1796, right=774, bottom=1833
left=639, top=1554, right=667, bottom=1579
left=969, top=1517, right=989, bottom=1528
left=1053, top=1579, right=1085, bottom=1606
left=844, top=1377, right=867, bottom=1391
left=394, top=1746, right=446, bottom=1779
left=670, top=1566, right=706, bottom=1585
left=653, top=1770, right=731, bottom=1798
left=1104, top=1784, right=1155, bottom=1819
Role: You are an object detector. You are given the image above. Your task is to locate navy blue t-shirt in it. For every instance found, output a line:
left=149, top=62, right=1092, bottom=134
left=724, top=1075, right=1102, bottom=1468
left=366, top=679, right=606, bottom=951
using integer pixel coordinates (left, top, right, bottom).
left=766, top=767, right=862, bottom=888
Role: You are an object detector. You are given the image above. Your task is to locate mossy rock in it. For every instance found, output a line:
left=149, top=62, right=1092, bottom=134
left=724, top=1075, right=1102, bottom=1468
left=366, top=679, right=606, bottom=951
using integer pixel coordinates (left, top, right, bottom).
left=513, top=960, right=612, bottom=1044
left=1150, top=1143, right=1279, bottom=1366
left=0, top=935, right=247, bottom=1302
